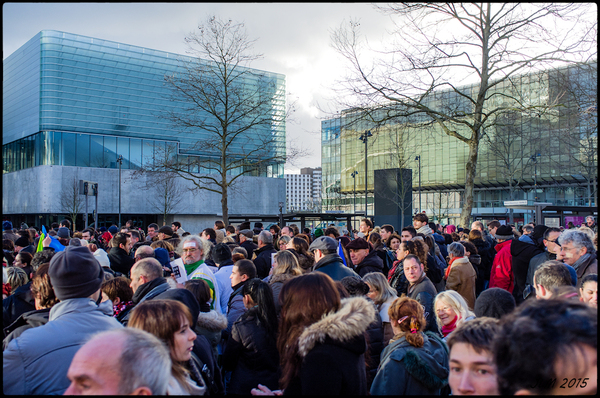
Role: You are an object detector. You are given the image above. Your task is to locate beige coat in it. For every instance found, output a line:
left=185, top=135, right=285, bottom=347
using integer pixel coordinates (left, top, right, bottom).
left=445, top=257, right=477, bottom=310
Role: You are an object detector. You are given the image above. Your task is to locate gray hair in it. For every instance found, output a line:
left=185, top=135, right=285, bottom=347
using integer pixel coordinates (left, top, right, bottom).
left=558, top=230, right=596, bottom=255
left=88, top=328, right=171, bottom=395
left=132, top=258, right=163, bottom=281
left=522, top=224, right=534, bottom=234
left=176, top=235, right=210, bottom=260
left=448, top=242, right=465, bottom=258
left=586, top=215, right=595, bottom=222
left=362, top=272, right=397, bottom=305
left=258, top=230, right=273, bottom=245
left=232, top=246, right=248, bottom=258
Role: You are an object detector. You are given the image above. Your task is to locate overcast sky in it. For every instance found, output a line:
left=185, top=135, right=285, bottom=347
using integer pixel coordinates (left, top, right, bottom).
left=3, top=2, right=398, bottom=173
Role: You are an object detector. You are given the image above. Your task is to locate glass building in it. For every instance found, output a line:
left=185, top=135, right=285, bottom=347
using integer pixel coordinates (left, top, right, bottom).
left=322, top=61, right=597, bottom=226
left=3, top=30, right=287, bottom=230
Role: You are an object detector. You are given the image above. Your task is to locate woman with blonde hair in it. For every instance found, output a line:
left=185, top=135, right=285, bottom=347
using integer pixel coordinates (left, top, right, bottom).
left=269, top=250, right=302, bottom=314
left=370, top=297, right=449, bottom=395
left=128, top=299, right=206, bottom=395
left=433, top=290, right=475, bottom=339
left=277, top=235, right=291, bottom=251
left=363, top=272, right=397, bottom=346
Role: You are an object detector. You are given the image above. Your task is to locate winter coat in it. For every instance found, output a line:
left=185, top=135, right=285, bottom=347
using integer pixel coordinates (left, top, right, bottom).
left=284, top=296, right=375, bottom=395
left=445, top=257, right=477, bottom=310
left=226, top=282, right=247, bottom=335
left=355, top=250, right=384, bottom=277
left=195, top=310, right=228, bottom=359
left=3, top=298, right=123, bottom=395
left=120, top=277, right=171, bottom=326
left=3, top=281, right=36, bottom=328
left=527, top=250, right=556, bottom=286
left=365, top=301, right=385, bottom=389
left=510, top=238, right=545, bottom=304
left=389, top=259, right=409, bottom=297
left=407, top=275, right=439, bottom=336
left=574, top=253, right=598, bottom=286
left=269, top=277, right=290, bottom=315
left=3, top=308, right=51, bottom=350
left=240, top=240, right=258, bottom=260
left=253, top=244, right=277, bottom=279
left=378, top=296, right=397, bottom=346
left=471, top=238, right=495, bottom=295
left=433, top=233, right=449, bottom=259
left=107, top=246, right=135, bottom=276
left=313, top=253, right=359, bottom=281
left=173, top=258, right=221, bottom=313
left=370, top=332, right=449, bottom=395
left=489, top=240, right=514, bottom=293
left=214, top=262, right=234, bottom=314
left=221, top=307, right=280, bottom=395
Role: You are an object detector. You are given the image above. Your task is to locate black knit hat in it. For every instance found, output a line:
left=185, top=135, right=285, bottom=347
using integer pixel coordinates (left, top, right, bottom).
left=345, top=237, right=371, bottom=251
left=14, top=236, right=30, bottom=248
left=212, top=243, right=232, bottom=264
left=495, top=225, right=514, bottom=240
left=474, top=287, right=516, bottom=319
left=57, top=227, right=71, bottom=239
left=341, top=275, right=370, bottom=297
left=48, top=245, right=104, bottom=300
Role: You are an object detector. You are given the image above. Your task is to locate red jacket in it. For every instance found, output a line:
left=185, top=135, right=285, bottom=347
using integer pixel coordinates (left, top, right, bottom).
left=489, top=239, right=514, bottom=293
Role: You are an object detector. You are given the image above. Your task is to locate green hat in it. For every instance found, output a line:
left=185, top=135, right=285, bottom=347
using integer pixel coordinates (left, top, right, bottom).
left=314, top=228, right=324, bottom=238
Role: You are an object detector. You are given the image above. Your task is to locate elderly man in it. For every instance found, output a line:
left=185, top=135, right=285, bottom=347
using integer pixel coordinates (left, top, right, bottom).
left=445, top=242, right=477, bottom=310
left=65, top=328, right=171, bottom=395
left=345, top=237, right=383, bottom=277
left=558, top=229, right=598, bottom=285
left=3, top=246, right=123, bottom=394
left=238, top=229, right=257, bottom=260
left=172, top=235, right=220, bottom=312
left=253, top=231, right=276, bottom=279
left=309, top=236, right=358, bottom=281
left=585, top=215, right=597, bottom=234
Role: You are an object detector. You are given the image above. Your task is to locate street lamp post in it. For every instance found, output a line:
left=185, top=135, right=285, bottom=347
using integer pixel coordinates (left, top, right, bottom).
left=351, top=170, right=358, bottom=227
left=530, top=153, right=541, bottom=202
left=415, top=155, right=421, bottom=214
left=116, top=155, right=123, bottom=227
left=359, top=131, right=372, bottom=216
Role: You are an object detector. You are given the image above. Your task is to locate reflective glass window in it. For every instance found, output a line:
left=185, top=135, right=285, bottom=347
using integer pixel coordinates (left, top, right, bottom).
left=63, top=133, right=76, bottom=166
left=76, top=133, right=90, bottom=167
left=90, top=135, right=104, bottom=168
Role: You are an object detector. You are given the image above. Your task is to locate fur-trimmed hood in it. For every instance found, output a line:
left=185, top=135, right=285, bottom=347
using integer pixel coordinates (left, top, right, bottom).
left=297, top=296, right=375, bottom=358
left=196, top=310, right=228, bottom=332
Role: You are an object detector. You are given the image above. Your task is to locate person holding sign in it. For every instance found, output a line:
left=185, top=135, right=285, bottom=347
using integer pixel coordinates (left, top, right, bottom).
left=171, top=235, right=221, bottom=313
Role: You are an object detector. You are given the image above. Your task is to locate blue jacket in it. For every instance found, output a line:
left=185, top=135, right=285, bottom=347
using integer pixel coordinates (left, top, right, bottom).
left=3, top=298, right=123, bottom=395
left=432, top=233, right=448, bottom=259
left=313, top=253, right=359, bottom=281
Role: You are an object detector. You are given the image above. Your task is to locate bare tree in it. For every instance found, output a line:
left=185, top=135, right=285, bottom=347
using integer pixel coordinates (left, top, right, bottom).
left=145, top=172, right=187, bottom=227
left=331, top=3, right=597, bottom=226
left=60, top=178, right=83, bottom=232
left=156, top=16, right=297, bottom=225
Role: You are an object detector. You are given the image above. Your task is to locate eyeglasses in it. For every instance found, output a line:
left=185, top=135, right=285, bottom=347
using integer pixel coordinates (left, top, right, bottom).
left=561, top=246, right=579, bottom=252
left=182, top=248, right=198, bottom=253
left=545, top=239, right=560, bottom=246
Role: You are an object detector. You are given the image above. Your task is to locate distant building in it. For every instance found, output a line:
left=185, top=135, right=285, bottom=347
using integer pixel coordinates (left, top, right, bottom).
left=3, top=30, right=286, bottom=232
left=286, top=167, right=322, bottom=212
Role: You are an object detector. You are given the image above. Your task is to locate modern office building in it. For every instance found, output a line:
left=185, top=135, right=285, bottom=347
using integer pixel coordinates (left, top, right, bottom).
left=322, top=61, right=597, bottom=227
left=3, top=30, right=286, bottom=232
left=285, top=167, right=322, bottom=212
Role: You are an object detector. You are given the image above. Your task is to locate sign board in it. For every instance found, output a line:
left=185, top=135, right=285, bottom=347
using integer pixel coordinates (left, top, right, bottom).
left=504, top=200, right=528, bottom=206
left=544, top=217, right=561, bottom=228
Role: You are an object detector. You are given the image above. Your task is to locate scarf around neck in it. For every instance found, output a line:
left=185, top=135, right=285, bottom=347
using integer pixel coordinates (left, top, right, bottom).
left=441, top=314, right=459, bottom=337
left=572, top=252, right=592, bottom=271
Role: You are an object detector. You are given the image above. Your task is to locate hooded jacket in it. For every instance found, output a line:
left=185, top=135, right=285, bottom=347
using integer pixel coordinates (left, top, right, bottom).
left=510, top=238, right=544, bottom=304
left=284, top=296, right=375, bottom=395
left=195, top=309, right=228, bottom=359
left=489, top=240, right=514, bottom=293
left=3, top=298, right=122, bottom=395
left=370, top=332, right=449, bottom=395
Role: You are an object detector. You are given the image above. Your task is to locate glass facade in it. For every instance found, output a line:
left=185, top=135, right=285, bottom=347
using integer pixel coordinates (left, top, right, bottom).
left=3, top=30, right=286, bottom=177
left=322, top=62, right=598, bottom=222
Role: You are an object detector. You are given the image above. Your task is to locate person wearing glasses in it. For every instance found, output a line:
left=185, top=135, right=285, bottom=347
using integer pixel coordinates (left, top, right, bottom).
left=558, top=229, right=598, bottom=285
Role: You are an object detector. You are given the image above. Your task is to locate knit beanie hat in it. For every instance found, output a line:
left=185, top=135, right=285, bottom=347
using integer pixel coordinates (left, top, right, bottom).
left=341, top=275, right=370, bottom=297
left=15, top=236, right=30, bottom=248
left=49, top=245, right=104, bottom=300
left=3, top=221, right=12, bottom=231
left=495, top=225, right=514, bottom=240
left=57, top=227, right=71, bottom=239
left=314, top=228, right=324, bottom=238
left=154, top=247, right=171, bottom=269
left=212, top=243, right=232, bottom=264
left=92, top=248, right=111, bottom=269
left=108, top=225, right=119, bottom=235
left=474, top=287, right=516, bottom=319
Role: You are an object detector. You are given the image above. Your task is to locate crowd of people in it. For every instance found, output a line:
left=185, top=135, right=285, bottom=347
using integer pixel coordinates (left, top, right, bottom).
left=2, top=214, right=597, bottom=395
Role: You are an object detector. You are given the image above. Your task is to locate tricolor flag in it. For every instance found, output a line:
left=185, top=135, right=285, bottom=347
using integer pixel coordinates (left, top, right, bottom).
left=38, top=225, right=65, bottom=252
left=338, top=240, right=348, bottom=267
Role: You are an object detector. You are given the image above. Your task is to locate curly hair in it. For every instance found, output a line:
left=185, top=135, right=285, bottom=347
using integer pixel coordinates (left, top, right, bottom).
left=403, top=239, right=428, bottom=271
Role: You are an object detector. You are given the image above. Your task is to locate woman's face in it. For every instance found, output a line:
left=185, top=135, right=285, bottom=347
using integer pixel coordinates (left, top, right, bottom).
left=172, top=317, right=197, bottom=362
left=436, top=300, right=458, bottom=326
left=366, top=283, right=377, bottom=301
left=580, top=281, right=598, bottom=308
left=390, top=238, right=401, bottom=252
left=279, top=241, right=288, bottom=251
left=396, top=243, right=409, bottom=261
left=13, top=255, right=24, bottom=268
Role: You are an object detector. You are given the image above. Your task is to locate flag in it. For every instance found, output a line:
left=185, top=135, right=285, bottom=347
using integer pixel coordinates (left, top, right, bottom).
left=36, top=229, right=45, bottom=252
left=40, top=225, right=65, bottom=252
left=338, top=240, right=348, bottom=267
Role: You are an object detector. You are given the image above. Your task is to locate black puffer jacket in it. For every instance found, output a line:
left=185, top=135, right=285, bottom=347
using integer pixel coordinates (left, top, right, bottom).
left=221, top=307, right=280, bottom=395
left=107, top=246, right=135, bottom=276
left=253, top=244, right=277, bottom=279
left=364, top=300, right=384, bottom=390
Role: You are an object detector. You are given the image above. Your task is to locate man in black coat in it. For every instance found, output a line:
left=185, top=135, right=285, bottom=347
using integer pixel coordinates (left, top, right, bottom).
left=252, top=231, right=276, bottom=279
left=346, top=237, right=384, bottom=277
left=239, top=229, right=258, bottom=260
left=310, top=236, right=359, bottom=281
left=510, top=225, right=547, bottom=304
left=404, top=254, right=439, bottom=335
left=107, top=232, right=135, bottom=277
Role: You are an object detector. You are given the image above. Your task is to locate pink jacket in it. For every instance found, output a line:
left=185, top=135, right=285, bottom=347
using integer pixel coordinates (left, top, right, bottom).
left=489, top=240, right=513, bottom=293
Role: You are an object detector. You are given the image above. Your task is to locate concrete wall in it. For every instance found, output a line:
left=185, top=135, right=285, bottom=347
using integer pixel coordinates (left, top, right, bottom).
left=2, top=165, right=286, bottom=234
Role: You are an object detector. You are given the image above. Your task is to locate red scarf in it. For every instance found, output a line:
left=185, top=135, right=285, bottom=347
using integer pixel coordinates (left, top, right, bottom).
left=441, top=314, right=459, bottom=337
left=445, top=256, right=460, bottom=280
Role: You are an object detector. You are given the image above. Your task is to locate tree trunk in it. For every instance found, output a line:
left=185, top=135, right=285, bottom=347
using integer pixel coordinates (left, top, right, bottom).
left=460, top=140, right=479, bottom=227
